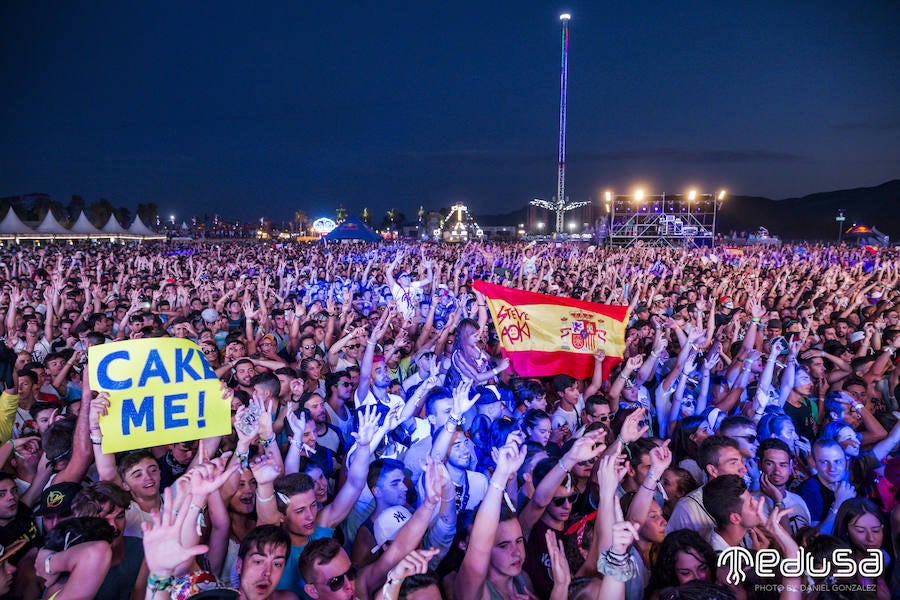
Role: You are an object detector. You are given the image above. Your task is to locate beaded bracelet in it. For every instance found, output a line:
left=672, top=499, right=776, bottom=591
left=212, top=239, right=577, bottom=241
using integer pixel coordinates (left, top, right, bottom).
left=147, top=573, right=174, bottom=592
left=596, top=550, right=636, bottom=582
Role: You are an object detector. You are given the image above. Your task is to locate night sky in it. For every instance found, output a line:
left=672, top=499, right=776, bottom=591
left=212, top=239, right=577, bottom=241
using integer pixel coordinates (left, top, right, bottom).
left=1, top=1, right=897, bottom=224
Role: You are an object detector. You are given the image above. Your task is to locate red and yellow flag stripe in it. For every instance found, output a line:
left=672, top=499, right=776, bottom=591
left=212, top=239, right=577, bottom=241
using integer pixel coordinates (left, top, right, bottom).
left=473, top=280, right=628, bottom=380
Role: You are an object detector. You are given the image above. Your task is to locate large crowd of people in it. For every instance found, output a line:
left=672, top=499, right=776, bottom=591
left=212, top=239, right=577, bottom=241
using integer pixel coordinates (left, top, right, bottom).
left=0, top=239, right=898, bottom=600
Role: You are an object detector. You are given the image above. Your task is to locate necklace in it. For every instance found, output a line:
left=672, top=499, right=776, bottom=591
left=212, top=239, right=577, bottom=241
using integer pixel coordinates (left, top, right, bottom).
left=453, top=472, right=470, bottom=511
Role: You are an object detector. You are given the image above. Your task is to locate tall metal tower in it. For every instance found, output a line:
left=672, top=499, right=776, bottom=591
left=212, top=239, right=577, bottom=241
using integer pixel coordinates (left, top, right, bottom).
left=556, top=12, right=570, bottom=229
left=531, top=13, right=589, bottom=233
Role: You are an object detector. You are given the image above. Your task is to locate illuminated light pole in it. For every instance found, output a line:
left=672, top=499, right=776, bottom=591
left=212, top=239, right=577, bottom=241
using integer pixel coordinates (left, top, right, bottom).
left=836, top=209, right=846, bottom=242
left=530, top=13, right=588, bottom=233
left=557, top=13, right=570, bottom=232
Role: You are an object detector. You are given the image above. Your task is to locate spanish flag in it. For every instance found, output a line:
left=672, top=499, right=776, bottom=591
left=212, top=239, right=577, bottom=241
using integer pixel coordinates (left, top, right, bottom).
left=473, top=280, right=628, bottom=380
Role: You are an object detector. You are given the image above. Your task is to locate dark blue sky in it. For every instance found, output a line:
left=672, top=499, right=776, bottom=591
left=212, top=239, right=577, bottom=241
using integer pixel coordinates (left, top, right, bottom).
left=1, top=1, right=897, bottom=223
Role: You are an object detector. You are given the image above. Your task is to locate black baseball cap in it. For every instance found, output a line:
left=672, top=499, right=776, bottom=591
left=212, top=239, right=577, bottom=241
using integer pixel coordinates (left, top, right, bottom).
left=33, top=482, right=82, bottom=517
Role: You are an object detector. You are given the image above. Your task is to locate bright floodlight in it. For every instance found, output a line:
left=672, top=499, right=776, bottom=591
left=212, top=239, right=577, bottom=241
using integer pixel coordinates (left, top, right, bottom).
left=605, top=190, right=612, bottom=202
left=718, top=190, right=727, bottom=201
left=537, top=222, right=544, bottom=229
left=634, top=189, right=645, bottom=201
left=688, top=190, right=697, bottom=201
left=560, top=13, right=571, bottom=20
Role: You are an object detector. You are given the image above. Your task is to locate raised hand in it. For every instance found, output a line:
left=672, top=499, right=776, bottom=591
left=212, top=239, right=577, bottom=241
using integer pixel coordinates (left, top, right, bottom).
left=288, top=378, right=305, bottom=399
left=494, top=440, right=527, bottom=480
left=749, top=299, right=767, bottom=320
left=763, top=505, right=798, bottom=556
left=89, top=392, right=111, bottom=431
left=450, top=380, right=479, bottom=418
left=546, top=529, right=571, bottom=591
left=423, top=457, right=443, bottom=506
left=648, top=439, right=672, bottom=474
left=769, top=337, right=787, bottom=357
left=610, top=520, right=640, bottom=555
left=833, top=481, right=856, bottom=509
left=188, top=449, right=238, bottom=498
left=249, top=450, right=283, bottom=486
left=234, top=404, right=261, bottom=445
left=252, top=396, right=274, bottom=441
left=619, top=408, right=649, bottom=443
left=385, top=548, right=441, bottom=588
left=563, top=430, right=607, bottom=465
left=351, top=404, right=379, bottom=448
left=285, top=406, right=307, bottom=441
left=141, top=488, right=209, bottom=576
left=625, top=355, right=645, bottom=374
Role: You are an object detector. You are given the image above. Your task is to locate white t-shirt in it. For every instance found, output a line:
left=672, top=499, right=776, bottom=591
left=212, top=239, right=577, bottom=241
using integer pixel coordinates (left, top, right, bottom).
left=391, top=282, right=425, bottom=318
left=551, top=406, right=579, bottom=432
left=124, top=500, right=153, bottom=538
left=757, top=491, right=811, bottom=535
left=666, top=486, right=715, bottom=540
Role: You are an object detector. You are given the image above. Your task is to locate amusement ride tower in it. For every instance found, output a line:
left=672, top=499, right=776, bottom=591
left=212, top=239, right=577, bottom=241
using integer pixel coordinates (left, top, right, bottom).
left=531, top=13, right=589, bottom=234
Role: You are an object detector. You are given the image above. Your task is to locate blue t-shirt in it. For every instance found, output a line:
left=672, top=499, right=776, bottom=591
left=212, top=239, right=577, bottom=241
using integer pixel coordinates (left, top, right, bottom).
left=276, top=525, right=335, bottom=596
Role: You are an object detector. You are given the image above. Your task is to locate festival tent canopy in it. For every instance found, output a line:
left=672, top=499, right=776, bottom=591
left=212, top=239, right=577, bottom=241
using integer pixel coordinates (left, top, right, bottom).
left=69, top=211, right=102, bottom=235
left=35, top=210, right=70, bottom=234
left=0, top=208, right=34, bottom=235
left=845, top=224, right=890, bottom=246
left=127, top=215, right=157, bottom=236
left=324, top=216, right=382, bottom=242
left=100, top=214, right=128, bottom=235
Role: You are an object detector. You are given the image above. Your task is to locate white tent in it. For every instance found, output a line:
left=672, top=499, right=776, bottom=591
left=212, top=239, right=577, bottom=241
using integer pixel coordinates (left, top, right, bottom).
left=101, top=214, right=128, bottom=235
left=0, top=208, right=34, bottom=235
left=127, top=215, right=157, bottom=236
left=36, top=210, right=70, bottom=234
left=69, top=211, right=102, bottom=235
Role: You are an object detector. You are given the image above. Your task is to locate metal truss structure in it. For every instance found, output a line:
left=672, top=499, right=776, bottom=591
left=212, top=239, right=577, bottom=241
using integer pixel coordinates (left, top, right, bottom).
left=607, top=192, right=724, bottom=247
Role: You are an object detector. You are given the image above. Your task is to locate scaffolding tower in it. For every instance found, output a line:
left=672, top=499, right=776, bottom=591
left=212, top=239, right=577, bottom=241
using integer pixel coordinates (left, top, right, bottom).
left=607, top=192, right=724, bottom=247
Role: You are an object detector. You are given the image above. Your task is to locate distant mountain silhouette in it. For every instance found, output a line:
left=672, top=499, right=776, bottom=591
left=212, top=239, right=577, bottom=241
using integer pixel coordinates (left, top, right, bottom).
left=479, top=180, right=900, bottom=241
left=717, top=180, right=900, bottom=241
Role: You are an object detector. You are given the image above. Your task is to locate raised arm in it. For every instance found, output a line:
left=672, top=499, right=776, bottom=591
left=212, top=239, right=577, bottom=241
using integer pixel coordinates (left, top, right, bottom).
left=519, top=432, right=606, bottom=538
left=582, top=350, right=606, bottom=399
left=453, top=441, right=526, bottom=600
left=625, top=440, right=671, bottom=526
left=357, top=308, right=394, bottom=403
left=319, top=405, right=379, bottom=527
left=360, top=457, right=444, bottom=598
left=88, top=392, right=121, bottom=485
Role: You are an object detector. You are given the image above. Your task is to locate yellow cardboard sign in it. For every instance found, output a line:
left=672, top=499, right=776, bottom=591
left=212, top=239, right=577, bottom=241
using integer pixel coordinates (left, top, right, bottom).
left=88, top=338, right=230, bottom=453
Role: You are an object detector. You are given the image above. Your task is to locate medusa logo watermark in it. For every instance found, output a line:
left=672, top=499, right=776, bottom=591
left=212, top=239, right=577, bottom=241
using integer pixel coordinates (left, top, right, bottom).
left=717, top=546, right=883, bottom=586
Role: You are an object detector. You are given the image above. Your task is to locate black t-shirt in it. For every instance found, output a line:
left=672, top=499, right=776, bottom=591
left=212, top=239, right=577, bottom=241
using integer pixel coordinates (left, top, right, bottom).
left=0, top=503, right=41, bottom=565
left=523, top=519, right=558, bottom=600
left=783, top=397, right=817, bottom=441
